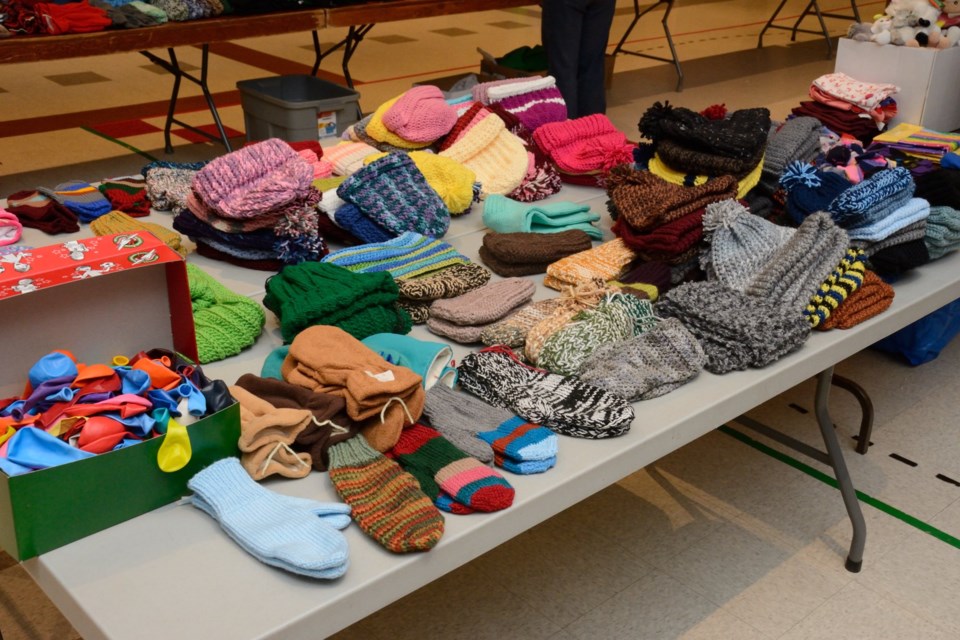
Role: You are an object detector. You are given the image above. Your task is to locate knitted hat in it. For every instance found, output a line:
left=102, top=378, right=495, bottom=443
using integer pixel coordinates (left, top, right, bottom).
left=337, top=153, right=450, bottom=238
left=194, top=240, right=283, bottom=271
left=186, top=264, right=265, bottom=363
left=482, top=102, right=563, bottom=203
left=647, top=150, right=764, bottom=201
left=395, top=262, right=492, bottom=301
left=324, top=141, right=379, bottom=176
left=229, top=385, right=313, bottom=480
left=439, top=113, right=529, bottom=196
left=381, top=85, right=458, bottom=143
left=846, top=197, right=930, bottom=243
left=38, top=180, right=112, bottom=222
left=746, top=211, right=851, bottom=315
left=479, top=229, right=593, bottom=277
left=612, top=207, right=704, bottom=260
left=867, top=239, right=930, bottom=276
left=398, top=300, right=431, bottom=325
left=430, top=278, right=535, bottom=326
left=606, top=165, right=739, bottom=232
left=655, top=280, right=811, bottom=374
left=3, top=190, right=80, bottom=235
left=0, top=210, right=23, bottom=247
left=828, top=166, right=915, bottom=229
left=425, top=316, right=489, bottom=344
left=924, top=205, right=960, bottom=260
left=479, top=297, right=566, bottom=348
left=482, top=194, right=602, bottom=238
left=263, top=262, right=411, bottom=343
left=192, top=139, right=314, bottom=219
left=914, top=168, right=960, bottom=209
left=803, top=248, right=865, bottom=329
left=655, top=138, right=763, bottom=179
left=778, top=162, right=852, bottom=225
left=98, top=177, right=150, bottom=216
left=365, top=151, right=476, bottom=215
left=819, top=270, right=894, bottom=330
left=760, top=117, right=822, bottom=192
left=321, top=231, right=469, bottom=279
left=638, top=102, right=771, bottom=160
left=700, top=198, right=795, bottom=291
left=486, top=75, right=567, bottom=132
left=853, top=220, right=927, bottom=259
left=334, top=203, right=395, bottom=245
left=364, top=95, right=435, bottom=150
left=544, top=237, right=638, bottom=290
left=532, top=114, right=634, bottom=175
left=579, top=317, right=706, bottom=401
left=90, top=210, right=187, bottom=256
left=437, top=101, right=487, bottom=151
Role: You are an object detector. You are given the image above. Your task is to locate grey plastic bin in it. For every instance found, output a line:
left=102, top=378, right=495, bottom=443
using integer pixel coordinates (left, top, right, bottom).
left=237, top=75, right=361, bottom=143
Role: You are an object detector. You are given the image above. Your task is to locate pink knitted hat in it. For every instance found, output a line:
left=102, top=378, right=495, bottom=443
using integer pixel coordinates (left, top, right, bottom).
left=382, top=86, right=458, bottom=143
left=486, top=76, right=567, bottom=132
left=532, top=114, right=635, bottom=175
left=192, top=138, right=314, bottom=219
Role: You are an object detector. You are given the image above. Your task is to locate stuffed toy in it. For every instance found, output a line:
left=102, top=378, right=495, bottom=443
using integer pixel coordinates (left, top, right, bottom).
left=847, top=21, right=874, bottom=41
left=872, top=0, right=952, bottom=46
left=940, top=0, right=960, bottom=28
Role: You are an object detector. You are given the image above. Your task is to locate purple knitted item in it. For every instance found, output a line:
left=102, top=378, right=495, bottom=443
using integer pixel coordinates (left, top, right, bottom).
left=336, top=153, right=451, bottom=238
left=491, top=85, right=567, bottom=132
left=192, top=139, right=314, bottom=219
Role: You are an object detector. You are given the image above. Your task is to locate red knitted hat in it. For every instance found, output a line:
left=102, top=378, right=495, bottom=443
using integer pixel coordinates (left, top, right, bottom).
left=532, top=114, right=634, bottom=175
left=612, top=207, right=704, bottom=258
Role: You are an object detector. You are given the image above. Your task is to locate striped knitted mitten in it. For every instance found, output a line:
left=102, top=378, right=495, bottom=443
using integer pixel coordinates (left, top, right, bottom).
left=391, top=423, right=515, bottom=513
left=457, top=347, right=634, bottom=439
left=327, top=435, right=444, bottom=553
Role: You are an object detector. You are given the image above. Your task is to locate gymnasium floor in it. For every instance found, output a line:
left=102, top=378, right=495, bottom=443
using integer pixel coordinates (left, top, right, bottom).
left=4, top=1, right=960, bottom=639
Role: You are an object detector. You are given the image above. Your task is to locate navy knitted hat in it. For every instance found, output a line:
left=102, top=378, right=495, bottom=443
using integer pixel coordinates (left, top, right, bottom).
left=779, top=161, right=852, bottom=225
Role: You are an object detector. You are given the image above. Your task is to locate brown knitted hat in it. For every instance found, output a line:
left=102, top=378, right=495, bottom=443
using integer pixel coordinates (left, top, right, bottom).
left=479, top=230, right=594, bottom=276
left=819, top=270, right=894, bottom=330
left=606, top=165, right=738, bottom=232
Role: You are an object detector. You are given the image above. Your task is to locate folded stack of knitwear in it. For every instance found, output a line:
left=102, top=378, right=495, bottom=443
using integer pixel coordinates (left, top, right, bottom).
left=473, top=75, right=567, bottom=132
left=321, top=232, right=469, bottom=279
left=97, top=176, right=150, bottom=216
left=924, top=205, right=960, bottom=260
left=478, top=229, right=594, bottom=277
left=809, top=72, right=898, bottom=127
left=457, top=346, right=635, bottom=439
left=826, top=166, right=916, bottom=229
left=150, top=0, right=224, bottom=21
left=427, top=278, right=536, bottom=343
left=358, top=86, right=458, bottom=152
left=482, top=194, right=602, bottom=239
left=656, top=280, right=812, bottom=373
left=532, top=114, right=635, bottom=186
left=537, top=294, right=658, bottom=376
left=90, top=210, right=187, bottom=257
left=758, top=116, right=822, bottom=196
left=544, top=237, right=637, bottom=290
left=818, top=270, right=894, bottom=330
left=3, top=189, right=80, bottom=235
left=143, top=159, right=206, bottom=216
left=363, top=151, right=477, bottom=216
left=791, top=101, right=881, bottom=145
left=178, top=139, right=326, bottom=269
left=778, top=161, right=853, bottom=225
left=263, top=262, right=412, bottom=343
left=280, top=325, right=425, bottom=453
left=36, top=180, right=112, bottom=223
left=335, top=153, right=451, bottom=243
left=394, top=262, right=493, bottom=324
left=578, top=316, right=706, bottom=400
left=186, top=264, right=265, bottom=363
left=483, top=102, right=563, bottom=203
left=438, top=104, right=530, bottom=196
left=914, top=168, right=960, bottom=208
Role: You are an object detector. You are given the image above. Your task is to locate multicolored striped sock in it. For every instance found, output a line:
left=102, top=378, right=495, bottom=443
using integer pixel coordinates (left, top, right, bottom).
left=476, top=417, right=558, bottom=475
left=327, top=435, right=444, bottom=553
left=392, top=424, right=515, bottom=513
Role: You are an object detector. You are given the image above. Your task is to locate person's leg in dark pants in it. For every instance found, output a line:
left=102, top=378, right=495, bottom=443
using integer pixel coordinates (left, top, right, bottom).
left=542, top=0, right=586, bottom=118
left=577, top=0, right=616, bottom=117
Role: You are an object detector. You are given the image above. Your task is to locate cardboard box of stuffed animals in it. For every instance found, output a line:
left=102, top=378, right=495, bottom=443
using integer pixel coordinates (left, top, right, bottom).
left=0, top=232, right=240, bottom=561
left=835, top=38, right=960, bottom=132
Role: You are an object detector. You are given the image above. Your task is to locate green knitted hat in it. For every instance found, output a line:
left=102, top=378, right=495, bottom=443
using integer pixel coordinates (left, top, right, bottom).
left=263, top=262, right=412, bottom=342
left=186, top=264, right=266, bottom=363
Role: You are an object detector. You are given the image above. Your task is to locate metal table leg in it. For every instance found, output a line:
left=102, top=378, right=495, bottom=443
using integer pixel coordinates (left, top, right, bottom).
left=831, top=374, right=874, bottom=455
left=612, top=0, right=682, bottom=92
left=758, top=0, right=861, bottom=57
left=139, top=45, right=232, bottom=154
left=310, top=24, right=374, bottom=117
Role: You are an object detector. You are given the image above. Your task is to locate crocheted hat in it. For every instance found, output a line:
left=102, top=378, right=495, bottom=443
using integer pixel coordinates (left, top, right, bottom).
left=778, top=161, right=853, bottom=225
left=828, top=166, right=915, bottom=229
left=337, top=153, right=451, bottom=238
left=37, top=180, right=112, bottom=223
left=364, top=150, right=476, bottom=215
left=612, top=207, right=705, bottom=260
left=263, top=262, right=411, bottom=343
left=867, top=238, right=930, bottom=276
left=437, top=101, right=487, bottom=151
left=98, top=177, right=150, bottom=216
left=479, top=229, right=593, bottom=277
left=638, top=102, right=771, bottom=160
left=324, top=141, right=379, bottom=176
left=532, top=114, right=634, bottom=176
left=90, top=210, right=187, bottom=256
left=439, top=113, right=529, bottom=196
left=924, top=205, right=960, bottom=260
left=760, top=117, right=822, bottom=192
left=482, top=194, right=602, bottom=238
left=846, top=197, right=930, bottom=243
left=381, top=85, right=458, bottom=143
left=606, top=164, right=739, bottom=232
left=192, top=139, right=314, bottom=219
left=364, top=95, right=436, bottom=150
left=700, top=199, right=795, bottom=291
left=321, top=231, right=469, bottom=279
left=483, top=102, right=563, bottom=203
left=914, top=168, right=960, bottom=209
left=485, top=75, right=567, bottom=132
left=544, top=237, right=638, bottom=290
left=819, top=269, right=894, bottom=330
left=186, top=264, right=266, bottom=363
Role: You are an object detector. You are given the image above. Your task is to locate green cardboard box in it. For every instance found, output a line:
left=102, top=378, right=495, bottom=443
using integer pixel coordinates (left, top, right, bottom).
left=0, top=232, right=241, bottom=560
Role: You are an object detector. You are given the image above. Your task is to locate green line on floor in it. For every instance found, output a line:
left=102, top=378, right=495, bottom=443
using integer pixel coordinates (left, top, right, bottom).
left=81, top=126, right=158, bottom=163
left=718, top=424, right=960, bottom=550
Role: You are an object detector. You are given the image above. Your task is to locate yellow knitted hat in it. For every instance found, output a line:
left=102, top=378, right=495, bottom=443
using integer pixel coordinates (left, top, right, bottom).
left=544, top=237, right=637, bottom=290
left=364, top=96, right=433, bottom=150
left=439, top=114, right=529, bottom=197
left=648, top=153, right=764, bottom=200
left=365, top=150, right=476, bottom=215
left=89, top=210, right=187, bottom=256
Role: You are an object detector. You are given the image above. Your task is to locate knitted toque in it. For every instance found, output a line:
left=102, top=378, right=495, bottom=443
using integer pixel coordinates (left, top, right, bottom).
left=429, top=278, right=535, bottom=326
left=778, top=161, right=853, bottom=225
left=364, top=151, right=476, bottom=215
left=186, top=264, right=266, bottom=363
left=98, top=177, right=150, bottom=216
left=579, top=317, right=706, bottom=401
left=803, top=248, right=866, bottom=329
left=532, top=113, right=634, bottom=176
left=479, top=230, right=593, bottom=277
left=655, top=138, right=764, bottom=179
left=144, top=167, right=196, bottom=214
left=381, top=85, right=458, bottom=143
left=655, top=280, right=811, bottom=374
left=364, top=95, right=436, bottom=150
left=700, top=198, right=795, bottom=291
left=819, top=270, right=893, bottom=330
left=192, top=139, right=314, bottom=218
left=395, top=262, right=491, bottom=301
left=38, top=180, right=112, bottom=222
left=638, top=102, right=771, bottom=160
left=482, top=102, right=564, bottom=203
left=486, top=75, right=567, bottom=132
left=760, top=117, right=822, bottom=192
left=853, top=220, right=927, bottom=259
left=828, top=166, right=915, bottom=229
left=867, top=239, right=930, bottom=276
left=924, top=205, right=960, bottom=260
left=337, top=153, right=450, bottom=238
left=263, top=262, right=411, bottom=343
left=525, top=279, right=615, bottom=363
left=90, top=210, right=187, bottom=256
left=612, top=207, right=704, bottom=260
left=646, top=151, right=763, bottom=201
left=321, top=231, right=469, bottom=279
left=437, top=101, right=487, bottom=151
left=746, top=211, right=851, bottom=315
left=846, top=197, right=930, bottom=243
left=324, top=141, right=379, bottom=176
left=334, top=203, right=395, bottom=244
left=439, top=113, right=529, bottom=196
left=544, top=237, right=637, bottom=290
left=605, top=164, right=738, bottom=232
left=913, top=168, right=960, bottom=209
left=3, top=190, right=79, bottom=235
left=482, top=194, right=602, bottom=238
